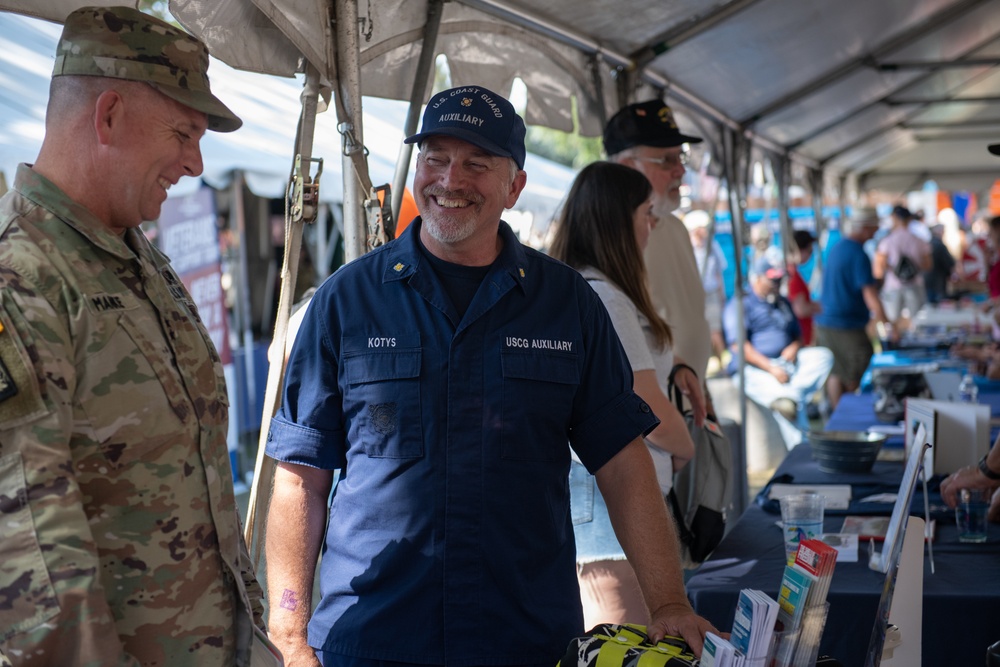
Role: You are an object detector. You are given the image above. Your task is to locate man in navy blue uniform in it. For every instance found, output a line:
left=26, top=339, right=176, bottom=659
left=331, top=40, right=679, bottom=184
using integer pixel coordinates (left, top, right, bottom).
left=724, top=254, right=833, bottom=449
left=262, top=86, right=717, bottom=667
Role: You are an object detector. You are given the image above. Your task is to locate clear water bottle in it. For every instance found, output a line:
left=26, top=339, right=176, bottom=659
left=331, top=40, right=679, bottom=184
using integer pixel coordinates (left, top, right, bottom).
left=958, top=372, right=978, bottom=403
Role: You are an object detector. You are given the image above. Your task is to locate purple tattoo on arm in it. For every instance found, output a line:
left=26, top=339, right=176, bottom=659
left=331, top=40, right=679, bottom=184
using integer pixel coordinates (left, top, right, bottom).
left=279, top=588, right=299, bottom=611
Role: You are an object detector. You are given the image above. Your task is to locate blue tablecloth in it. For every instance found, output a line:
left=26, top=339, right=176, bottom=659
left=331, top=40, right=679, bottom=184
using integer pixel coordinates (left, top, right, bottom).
left=827, top=391, right=1000, bottom=449
left=687, top=396, right=1000, bottom=666
left=860, top=348, right=1000, bottom=392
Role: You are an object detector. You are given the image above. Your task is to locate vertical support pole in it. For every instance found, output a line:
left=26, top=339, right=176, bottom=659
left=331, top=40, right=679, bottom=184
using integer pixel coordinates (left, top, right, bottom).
left=391, top=0, right=444, bottom=225
left=335, top=0, right=367, bottom=262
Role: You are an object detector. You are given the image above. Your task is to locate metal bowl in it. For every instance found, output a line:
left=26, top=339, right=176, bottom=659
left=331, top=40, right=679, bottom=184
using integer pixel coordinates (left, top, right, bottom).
left=808, top=430, right=887, bottom=474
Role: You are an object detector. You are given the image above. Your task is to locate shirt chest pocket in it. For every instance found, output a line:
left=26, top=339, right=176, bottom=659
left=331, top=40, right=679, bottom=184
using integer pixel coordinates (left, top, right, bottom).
left=500, top=349, right=580, bottom=461
left=342, top=343, right=423, bottom=459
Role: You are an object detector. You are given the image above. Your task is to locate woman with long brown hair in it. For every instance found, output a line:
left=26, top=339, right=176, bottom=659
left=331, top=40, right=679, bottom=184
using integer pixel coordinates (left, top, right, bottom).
left=550, top=161, right=701, bottom=628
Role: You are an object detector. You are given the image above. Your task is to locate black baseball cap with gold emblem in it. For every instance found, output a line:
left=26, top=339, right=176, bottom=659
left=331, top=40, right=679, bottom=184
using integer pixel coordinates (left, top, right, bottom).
left=603, top=99, right=702, bottom=155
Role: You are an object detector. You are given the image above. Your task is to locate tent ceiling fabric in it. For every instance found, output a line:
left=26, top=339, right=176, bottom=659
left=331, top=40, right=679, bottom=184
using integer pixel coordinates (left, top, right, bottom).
left=3, top=0, right=999, bottom=195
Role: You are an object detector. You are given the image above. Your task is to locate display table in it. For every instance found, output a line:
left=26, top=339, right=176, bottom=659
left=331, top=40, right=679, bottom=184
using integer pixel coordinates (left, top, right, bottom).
left=911, top=303, right=985, bottom=329
left=686, top=432, right=1000, bottom=666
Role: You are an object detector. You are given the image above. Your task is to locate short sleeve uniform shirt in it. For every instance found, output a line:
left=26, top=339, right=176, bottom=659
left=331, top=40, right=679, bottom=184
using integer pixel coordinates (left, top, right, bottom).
left=267, top=220, right=658, bottom=666
left=723, top=291, right=800, bottom=373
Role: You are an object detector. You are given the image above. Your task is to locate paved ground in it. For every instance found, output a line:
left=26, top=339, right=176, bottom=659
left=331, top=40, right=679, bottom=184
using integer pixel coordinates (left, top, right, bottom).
left=707, top=357, right=827, bottom=504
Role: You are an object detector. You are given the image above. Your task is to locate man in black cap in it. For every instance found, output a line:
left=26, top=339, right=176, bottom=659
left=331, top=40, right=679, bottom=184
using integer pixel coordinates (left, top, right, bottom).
left=264, top=85, right=717, bottom=667
left=605, top=101, right=712, bottom=416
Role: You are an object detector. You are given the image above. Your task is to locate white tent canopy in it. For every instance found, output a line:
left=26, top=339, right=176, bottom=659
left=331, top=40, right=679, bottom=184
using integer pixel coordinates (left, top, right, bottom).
left=0, top=11, right=575, bottom=223
left=5, top=1, right=1000, bottom=196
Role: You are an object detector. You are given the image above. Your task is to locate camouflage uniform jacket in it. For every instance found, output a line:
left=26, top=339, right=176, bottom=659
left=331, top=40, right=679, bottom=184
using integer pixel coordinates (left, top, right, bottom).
left=0, top=165, right=264, bottom=666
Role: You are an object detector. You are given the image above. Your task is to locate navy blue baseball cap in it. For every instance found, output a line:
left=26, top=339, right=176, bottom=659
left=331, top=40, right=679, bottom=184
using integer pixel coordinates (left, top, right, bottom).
left=405, top=86, right=526, bottom=169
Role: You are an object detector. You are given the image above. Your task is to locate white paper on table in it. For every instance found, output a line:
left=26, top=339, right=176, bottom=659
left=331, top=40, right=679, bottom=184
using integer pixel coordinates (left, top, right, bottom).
left=818, top=533, right=859, bottom=562
left=768, top=483, right=852, bottom=510
left=868, top=423, right=905, bottom=436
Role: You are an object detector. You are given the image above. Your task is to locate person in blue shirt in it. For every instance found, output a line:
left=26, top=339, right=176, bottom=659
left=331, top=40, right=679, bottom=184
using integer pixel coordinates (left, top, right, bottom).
left=723, top=254, right=833, bottom=449
left=262, top=86, right=717, bottom=667
left=815, top=208, right=892, bottom=410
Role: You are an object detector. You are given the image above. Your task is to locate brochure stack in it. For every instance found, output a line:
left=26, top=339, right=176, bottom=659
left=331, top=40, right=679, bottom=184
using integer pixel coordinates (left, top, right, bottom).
left=770, top=538, right=837, bottom=667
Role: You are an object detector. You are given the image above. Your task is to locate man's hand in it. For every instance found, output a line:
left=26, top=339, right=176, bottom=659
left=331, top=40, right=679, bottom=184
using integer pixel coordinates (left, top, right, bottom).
left=769, top=364, right=790, bottom=384
left=780, top=347, right=798, bottom=364
left=940, top=464, right=1000, bottom=507
left=271, top=639, right=321, bottom=667
left=673, top=364, right=706, bottom=427
left=647, top=601, right=721, bottom=658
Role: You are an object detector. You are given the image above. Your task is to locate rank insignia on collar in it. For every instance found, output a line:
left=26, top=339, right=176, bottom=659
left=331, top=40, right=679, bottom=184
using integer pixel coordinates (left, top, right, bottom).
left=393, top=262, right=405, bottom=272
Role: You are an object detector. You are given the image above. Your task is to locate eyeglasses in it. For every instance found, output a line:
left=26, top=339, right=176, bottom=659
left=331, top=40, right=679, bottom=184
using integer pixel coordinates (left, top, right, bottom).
left=631, top=152, right=690, bottom=171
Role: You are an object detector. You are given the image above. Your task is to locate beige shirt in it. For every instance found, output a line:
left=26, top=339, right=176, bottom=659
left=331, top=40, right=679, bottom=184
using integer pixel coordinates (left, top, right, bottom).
left=643, top=211, right=712, bottom=379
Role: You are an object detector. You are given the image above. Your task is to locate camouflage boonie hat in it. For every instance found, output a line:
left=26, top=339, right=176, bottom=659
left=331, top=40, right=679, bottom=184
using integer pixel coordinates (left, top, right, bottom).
left=52, top=6, right=242, bottom=132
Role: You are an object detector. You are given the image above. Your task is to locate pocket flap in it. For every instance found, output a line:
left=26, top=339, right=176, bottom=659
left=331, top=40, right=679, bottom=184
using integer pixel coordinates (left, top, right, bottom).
left=501, top=351, right=579, bottom=384
left=344, top=350, right=421, bottom=384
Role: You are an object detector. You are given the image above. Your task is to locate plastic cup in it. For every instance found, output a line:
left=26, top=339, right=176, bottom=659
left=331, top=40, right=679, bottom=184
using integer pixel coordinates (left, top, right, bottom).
left=956, top=488, right=990, bottom=544
left=780, top=493, right=825, bottom=564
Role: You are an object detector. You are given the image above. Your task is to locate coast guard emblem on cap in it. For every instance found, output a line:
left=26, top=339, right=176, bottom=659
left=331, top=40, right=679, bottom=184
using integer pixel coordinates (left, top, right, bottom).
left=369, top=402, right=398, bottom=435
left=461, top=98, right=472, bottom=107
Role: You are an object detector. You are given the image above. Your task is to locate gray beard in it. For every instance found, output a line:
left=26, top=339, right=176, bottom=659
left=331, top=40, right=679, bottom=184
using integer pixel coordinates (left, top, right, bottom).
left=653, top=192, right=681, bottom=219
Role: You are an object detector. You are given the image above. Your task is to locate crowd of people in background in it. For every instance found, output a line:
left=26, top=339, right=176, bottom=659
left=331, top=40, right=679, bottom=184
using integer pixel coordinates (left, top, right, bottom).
left=680, top=206, right=1000, bottom=388
left=663, top=202, right=1000, bottom=435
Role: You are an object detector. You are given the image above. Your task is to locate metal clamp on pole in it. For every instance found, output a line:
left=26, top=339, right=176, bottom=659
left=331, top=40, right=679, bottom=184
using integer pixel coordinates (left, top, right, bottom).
left=364, top=183, right=394, bottom=250
left=337, top=121, right=369, bottom=159
left=289, top=154, right=324, bottom=223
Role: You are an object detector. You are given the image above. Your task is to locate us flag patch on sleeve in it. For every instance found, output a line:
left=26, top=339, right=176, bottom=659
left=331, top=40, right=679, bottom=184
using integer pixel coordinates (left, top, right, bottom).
left=0, top=321, right=16, bottom=403
left=0, top=310, right=48, bottom=427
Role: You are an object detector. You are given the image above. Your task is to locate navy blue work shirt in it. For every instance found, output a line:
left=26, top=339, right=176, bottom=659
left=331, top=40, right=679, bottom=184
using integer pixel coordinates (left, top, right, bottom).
left=723, top=291, right=801, bottom=374
left=266, top=219, right=659, bottom=666
left=816, top=238, right=875, bottom=330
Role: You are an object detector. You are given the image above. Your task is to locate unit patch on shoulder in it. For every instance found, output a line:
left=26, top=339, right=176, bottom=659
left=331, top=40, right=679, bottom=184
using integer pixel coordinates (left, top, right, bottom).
left=0, top=321, right=16, bottom=403
left=0, top=313, right=48, bottom=426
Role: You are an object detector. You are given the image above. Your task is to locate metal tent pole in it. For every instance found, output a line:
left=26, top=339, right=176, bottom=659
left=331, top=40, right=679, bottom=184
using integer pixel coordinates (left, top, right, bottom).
left=245, top=62, right=323, bottom=559
left=390, top=0, right=444, bottom=226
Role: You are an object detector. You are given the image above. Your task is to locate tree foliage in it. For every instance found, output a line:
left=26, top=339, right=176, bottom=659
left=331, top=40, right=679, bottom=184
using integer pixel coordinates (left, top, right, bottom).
left=525, top=126, right=601, bottom=170
left=524, top=97, right=602, bottom=170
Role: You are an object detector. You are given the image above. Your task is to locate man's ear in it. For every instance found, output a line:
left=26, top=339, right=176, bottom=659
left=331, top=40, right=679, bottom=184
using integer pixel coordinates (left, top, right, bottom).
left=504, top=169, right=528, bottom=209
left=93, top=89, right=125, bottom=146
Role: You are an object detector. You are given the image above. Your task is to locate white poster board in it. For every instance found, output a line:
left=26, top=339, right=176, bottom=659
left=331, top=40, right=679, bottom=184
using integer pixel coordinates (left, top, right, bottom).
left=904, top=397, right=989, bottom=475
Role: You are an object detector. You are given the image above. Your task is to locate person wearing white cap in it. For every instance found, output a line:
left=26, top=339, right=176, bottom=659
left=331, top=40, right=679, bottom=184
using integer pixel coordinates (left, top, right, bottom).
left=815, top=207, right=892, bottom=410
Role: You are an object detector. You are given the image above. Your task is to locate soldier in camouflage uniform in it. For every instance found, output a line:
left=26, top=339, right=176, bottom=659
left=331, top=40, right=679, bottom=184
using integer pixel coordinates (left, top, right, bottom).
left=0, top=7, right=267, bottom=666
